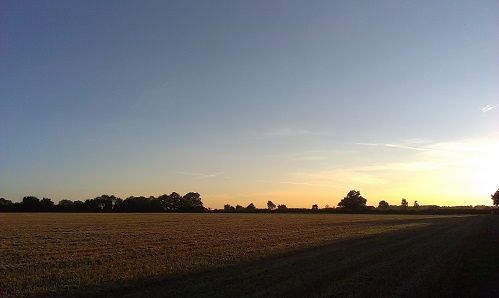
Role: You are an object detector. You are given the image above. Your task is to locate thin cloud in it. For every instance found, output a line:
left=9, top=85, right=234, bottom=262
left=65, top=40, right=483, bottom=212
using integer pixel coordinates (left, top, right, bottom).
left=355, top=142, right=440, bottom=152
left=355, top=142, right=381, bottom=147
left=481, top=104, right=498, bottom=113
left=291, top=136, right=498, bottom=192
left=353, top=162, right=441, bottom=171
left=385, top=144, right=437, bottom=152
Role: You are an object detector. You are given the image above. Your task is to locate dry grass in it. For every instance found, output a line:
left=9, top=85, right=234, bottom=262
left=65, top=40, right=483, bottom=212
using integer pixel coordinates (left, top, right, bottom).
left=0, top=213, right=485, bottom=297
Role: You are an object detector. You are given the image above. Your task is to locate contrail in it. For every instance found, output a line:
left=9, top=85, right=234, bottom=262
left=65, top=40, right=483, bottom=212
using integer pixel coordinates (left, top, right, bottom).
left=385, top=144, right=436, bottom=152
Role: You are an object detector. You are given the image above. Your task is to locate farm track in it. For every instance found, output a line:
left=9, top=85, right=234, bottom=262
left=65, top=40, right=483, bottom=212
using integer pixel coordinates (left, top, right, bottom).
left=72, top=216, right=495, bottom=298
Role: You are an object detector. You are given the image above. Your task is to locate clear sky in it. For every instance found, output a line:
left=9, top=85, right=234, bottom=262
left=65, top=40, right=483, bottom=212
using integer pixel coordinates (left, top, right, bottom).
left=1, top=1, right=498, bottom=208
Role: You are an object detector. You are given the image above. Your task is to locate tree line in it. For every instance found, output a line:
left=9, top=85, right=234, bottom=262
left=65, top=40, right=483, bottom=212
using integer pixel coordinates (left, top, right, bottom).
left=1, top=188, right=497, bottom=213
left=221, top=189, right=499, bottom=214
left=0, top=192, right=204, bottom=213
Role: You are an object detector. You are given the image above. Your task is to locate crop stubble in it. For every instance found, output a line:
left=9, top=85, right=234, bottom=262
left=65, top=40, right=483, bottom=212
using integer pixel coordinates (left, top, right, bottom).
left=0, top=213, right=494, bottom=297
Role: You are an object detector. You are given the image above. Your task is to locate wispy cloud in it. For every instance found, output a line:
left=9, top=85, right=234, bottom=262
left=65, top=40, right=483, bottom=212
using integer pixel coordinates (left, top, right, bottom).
left=481, top=104, right=498, bottom=113
left=355, top=142, right=441, bottom=152
left=298, top=136, right=499, bottom=187
left=353, top=162, right=441, bottom=171
left=357, top=137, right=499, bottom=156
left=175, top=171, right=228, bottom=179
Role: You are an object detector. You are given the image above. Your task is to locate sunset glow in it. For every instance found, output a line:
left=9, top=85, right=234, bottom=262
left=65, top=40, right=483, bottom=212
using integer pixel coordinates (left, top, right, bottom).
left=2, top=1, right=498, bottom=209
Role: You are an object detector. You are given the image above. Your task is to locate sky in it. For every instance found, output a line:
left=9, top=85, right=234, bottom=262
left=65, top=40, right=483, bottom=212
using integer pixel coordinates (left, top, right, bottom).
left=1, top=1, right=498, bottom=209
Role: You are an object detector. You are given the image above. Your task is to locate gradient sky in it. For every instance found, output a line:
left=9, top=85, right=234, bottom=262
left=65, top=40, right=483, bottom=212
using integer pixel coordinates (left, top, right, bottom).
left=1, top=1, right=498, bottom=208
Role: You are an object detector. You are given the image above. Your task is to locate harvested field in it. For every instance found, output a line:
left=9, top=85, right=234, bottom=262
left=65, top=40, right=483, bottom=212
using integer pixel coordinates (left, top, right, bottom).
left=0, top=213, right=497, bottom=297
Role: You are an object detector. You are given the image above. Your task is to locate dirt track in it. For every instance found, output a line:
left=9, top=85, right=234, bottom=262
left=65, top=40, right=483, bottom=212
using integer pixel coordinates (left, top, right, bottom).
left=87, top=215, right=497, bottom=298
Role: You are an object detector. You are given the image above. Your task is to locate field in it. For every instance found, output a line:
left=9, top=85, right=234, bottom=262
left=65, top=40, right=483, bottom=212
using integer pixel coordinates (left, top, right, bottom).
left=0, top=213, right=497, bottom=297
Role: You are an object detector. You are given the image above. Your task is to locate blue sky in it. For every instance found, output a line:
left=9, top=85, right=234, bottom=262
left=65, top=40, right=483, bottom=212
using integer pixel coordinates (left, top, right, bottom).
left=1, top=1, right=498, bottom=208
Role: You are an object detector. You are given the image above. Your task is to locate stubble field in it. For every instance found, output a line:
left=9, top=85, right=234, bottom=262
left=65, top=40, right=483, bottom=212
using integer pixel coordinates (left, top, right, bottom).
left=0, top=213, right=497, bottom=297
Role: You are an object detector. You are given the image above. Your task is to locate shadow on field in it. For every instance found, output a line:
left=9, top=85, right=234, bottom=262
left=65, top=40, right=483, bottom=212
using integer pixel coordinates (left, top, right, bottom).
left=54, top=216, right=498, bottom=298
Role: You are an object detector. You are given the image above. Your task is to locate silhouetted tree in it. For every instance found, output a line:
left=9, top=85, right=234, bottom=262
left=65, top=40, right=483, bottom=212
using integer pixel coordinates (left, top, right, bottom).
left=158, top=192, right=182, bottom=211
left=401, top=198, right=408, bottom=209
left=58, top=199, right=73, bottom=206
left=246, top=203, right=256, bottom=211
left=0, top=198, right=13, bottom=206
left=277, top=204, right=287, bottom=210
left=84, top=198, right=104, bottom=211
left=0, top=198, right=13, bottom=211
left=492, top=188, right=499, bottom=206
left=0, top=191, right=205, bottom=213
left=312, top=204, right=319, bottom=210
left=56, top=199, right=75, bottom=212
left=337, top=190, right=367, bottom=212
left=149, top=196, right=163, bottom=212
left=414, top=201, right=420, bottom=209
left=73, top=200, right=84, bottom=211
left=21, top=196, right=41, bottom=211
left=40, top=198, right=54, bottom=211
left=120, top=196, right=152, bottom=212
left=267, top=200, right=276, bottom=210
left=92, top=195, right=121, bottom=212
left=224, top=204, right=235, bottom=211
left=181, top=192, right=204, bottom=212
left=235, top=205, right=245, bottom=211
left=378, top=200, right=389, bottom=210
left=157, top=194, right=169, bottom=211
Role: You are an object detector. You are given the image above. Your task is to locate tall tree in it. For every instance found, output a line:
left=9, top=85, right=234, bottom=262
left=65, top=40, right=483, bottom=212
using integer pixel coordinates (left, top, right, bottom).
left=378, top=200, right=389, bottom=210
left=246, top=203, right=256, bottom=211
left=21, top=196, right=41, bottom=211
left=492, top=188, right=499, bottom=206
left=95, top=195, right=120, bottom=212
left=0, top=198, right=13, bottom=212
left=224, top=204, right=235, bottom=211
left=40, top=198, right=54, bottom=211
left=277, top=204, right=287, bottom=210
left=181, top=192, right=204, bottom=212
left=267, top=200, right=276, bottom=210
left=0, top=198, right=13, bottom=206
left=158, top=192, right=182, bottom=211
left=337, top=190, right=367, bottom=212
